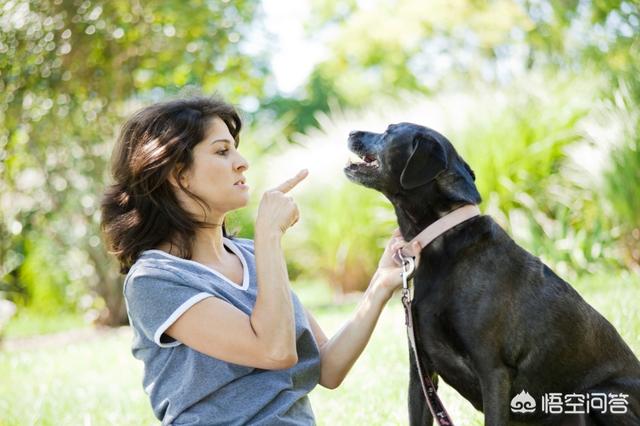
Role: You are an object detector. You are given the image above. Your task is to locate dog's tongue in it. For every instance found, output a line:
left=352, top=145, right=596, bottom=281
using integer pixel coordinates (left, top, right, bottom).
left=364, top=154, right=376, bottom=163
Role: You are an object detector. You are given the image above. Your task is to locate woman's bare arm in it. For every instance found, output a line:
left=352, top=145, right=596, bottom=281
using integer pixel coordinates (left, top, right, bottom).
left=164, top=231, right=297, bottom=369
left=307, top=232, right=419, bottom=388
left=306, top=273, right=392, bottom=388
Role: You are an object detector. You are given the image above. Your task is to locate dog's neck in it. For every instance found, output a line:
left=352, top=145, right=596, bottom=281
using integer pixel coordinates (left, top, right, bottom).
left=392, top=197, right=474, bottom=241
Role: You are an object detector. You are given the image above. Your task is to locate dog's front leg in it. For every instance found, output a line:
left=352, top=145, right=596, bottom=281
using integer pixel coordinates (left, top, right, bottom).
left=479, top=366, right=511, bottom=426
left=408, top=346, right=435, bottom=426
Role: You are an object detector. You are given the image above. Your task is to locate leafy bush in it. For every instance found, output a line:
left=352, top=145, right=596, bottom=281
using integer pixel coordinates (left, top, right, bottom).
left=602, top=84, right=640, bottom=269
left=447, top=74, right=624, bottom=279
left=293, top=182, right=395, bottom=294
left=15, top=235, right=73, bottom=314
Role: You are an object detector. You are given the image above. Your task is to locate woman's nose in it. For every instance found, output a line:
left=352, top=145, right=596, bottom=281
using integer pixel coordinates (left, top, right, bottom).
left=235, top=153, right=249, bottom=172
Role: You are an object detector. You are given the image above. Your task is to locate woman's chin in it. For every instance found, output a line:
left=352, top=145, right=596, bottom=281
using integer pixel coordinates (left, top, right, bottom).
left=229, top=196, right=250, bottom=211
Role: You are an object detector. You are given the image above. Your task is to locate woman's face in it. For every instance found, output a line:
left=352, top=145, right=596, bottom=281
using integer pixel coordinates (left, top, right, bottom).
left=176, top=116, right=250, bottom=221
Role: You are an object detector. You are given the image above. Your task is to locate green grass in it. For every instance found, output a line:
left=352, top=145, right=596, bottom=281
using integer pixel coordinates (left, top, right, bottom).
left=0, top=273, right=638, bottom=425
left=2, top=310, right=89, bottom=339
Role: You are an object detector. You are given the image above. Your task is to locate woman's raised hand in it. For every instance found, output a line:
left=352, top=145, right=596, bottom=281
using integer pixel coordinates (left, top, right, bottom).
left=256, top=169, right=308, bottom=237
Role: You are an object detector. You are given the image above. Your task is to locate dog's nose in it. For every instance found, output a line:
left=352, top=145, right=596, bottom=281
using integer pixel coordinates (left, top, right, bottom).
left=349, top=131, right=362, bottom=138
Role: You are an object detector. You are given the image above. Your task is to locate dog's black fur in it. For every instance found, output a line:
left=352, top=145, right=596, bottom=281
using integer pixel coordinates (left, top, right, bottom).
left=345, top=123, right=640, bottom=425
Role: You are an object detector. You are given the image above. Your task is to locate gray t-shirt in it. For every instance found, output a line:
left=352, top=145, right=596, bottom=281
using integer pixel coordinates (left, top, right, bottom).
left=123, top=237, right=321, bottom=426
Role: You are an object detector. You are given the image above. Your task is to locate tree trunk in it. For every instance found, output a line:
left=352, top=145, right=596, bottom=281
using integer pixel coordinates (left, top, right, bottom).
left=86, top=244, right=129, bottom=326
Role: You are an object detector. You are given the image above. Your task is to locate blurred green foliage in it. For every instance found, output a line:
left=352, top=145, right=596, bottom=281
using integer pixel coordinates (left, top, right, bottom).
left=264, top=0, right=640, bottom=289
left=271, top=0, right=639, bottom=136
left=448, top=74, right=624, bottom=279
left=603, top=83, right=640, bottom=266
left=1, top=0, right=270, bottom=325
left=293, top=182, right=395, bottom=295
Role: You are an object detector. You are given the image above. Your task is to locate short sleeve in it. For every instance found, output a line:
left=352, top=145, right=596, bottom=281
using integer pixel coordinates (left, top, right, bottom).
left=124, top=266, right=214, bottom=348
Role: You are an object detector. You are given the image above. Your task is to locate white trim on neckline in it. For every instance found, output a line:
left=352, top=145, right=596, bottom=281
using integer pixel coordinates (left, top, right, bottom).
left=142, top=238, right=250, bottom=291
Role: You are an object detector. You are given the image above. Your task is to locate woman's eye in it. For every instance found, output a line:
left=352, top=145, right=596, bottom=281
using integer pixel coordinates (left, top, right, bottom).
left=216, top=149, right=229, bottom=155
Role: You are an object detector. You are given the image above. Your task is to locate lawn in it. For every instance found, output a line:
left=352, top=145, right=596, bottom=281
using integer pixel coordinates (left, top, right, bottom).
left=0, top=272, right=638, bottom=425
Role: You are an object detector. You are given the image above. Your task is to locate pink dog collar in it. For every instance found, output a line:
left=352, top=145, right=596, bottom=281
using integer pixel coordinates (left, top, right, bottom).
left=401, top=204, right=481, bottom=258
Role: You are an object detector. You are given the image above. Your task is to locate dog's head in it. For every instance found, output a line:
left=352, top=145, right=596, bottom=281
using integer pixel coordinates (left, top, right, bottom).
left=344, top=122, right=481, bottom=217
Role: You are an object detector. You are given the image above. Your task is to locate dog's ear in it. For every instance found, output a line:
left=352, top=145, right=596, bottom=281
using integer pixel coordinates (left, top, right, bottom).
left=400, top=133, right=448, bottom=190
left=444, top=155, right=481, bottom=205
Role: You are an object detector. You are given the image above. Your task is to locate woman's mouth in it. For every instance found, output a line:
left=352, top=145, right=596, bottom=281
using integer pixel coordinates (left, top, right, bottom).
left=234, top=178, right=249, bottom=190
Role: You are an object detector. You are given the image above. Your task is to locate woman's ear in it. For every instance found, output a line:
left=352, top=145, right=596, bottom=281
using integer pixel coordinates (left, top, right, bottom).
left=169, top=164, right=189, bottom=190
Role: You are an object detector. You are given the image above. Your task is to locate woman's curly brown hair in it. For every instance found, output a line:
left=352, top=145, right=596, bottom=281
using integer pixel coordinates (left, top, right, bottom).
left=100, top=96, right=242, bottom=274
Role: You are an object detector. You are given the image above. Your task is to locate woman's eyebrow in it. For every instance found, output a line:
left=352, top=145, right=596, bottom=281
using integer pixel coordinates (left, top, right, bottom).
left=209, top=138, right=233, bottom=145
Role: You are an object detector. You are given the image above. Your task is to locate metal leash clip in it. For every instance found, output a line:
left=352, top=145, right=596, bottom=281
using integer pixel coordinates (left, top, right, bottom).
left=397, top=249, right=416, bottom=303
left=398, top=250, right=416, bottom=282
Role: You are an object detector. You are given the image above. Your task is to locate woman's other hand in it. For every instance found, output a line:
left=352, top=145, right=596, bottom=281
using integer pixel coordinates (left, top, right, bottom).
left=371, top=229, right=421, bottom=300
left=255, top=169, right=308, bottom=237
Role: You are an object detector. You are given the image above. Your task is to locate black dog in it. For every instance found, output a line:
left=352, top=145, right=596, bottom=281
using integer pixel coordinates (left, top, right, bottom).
left=344, top=123, right=640, bottom=425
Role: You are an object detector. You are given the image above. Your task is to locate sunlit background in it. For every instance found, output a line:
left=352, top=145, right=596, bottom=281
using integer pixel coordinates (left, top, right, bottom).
left=1, top=0, right=639, bottom=424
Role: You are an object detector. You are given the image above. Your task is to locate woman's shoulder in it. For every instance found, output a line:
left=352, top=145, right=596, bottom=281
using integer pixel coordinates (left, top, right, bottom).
left=125, top=251, right=193, bottom=287
left=124, top=252, right=223, bottom=304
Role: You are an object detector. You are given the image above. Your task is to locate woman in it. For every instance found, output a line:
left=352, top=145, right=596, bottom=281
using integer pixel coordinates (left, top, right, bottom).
left=100, top=96, right=419, bottom=425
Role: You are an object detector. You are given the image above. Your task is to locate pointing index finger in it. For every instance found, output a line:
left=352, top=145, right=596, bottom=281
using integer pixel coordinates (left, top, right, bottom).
left=273, top=169, right=308, bottom=193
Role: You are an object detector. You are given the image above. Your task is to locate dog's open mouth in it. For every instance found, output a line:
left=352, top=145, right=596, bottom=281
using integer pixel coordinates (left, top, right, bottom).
left=344, top=133, right=382, bottom=187
left=345, top=151, right=380, bottom=170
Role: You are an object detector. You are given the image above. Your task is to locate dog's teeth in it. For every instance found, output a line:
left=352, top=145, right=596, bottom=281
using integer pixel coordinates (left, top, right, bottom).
left=348, top=152, right=365, bottom=164
left=346, top=152, right=379, bottom=168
